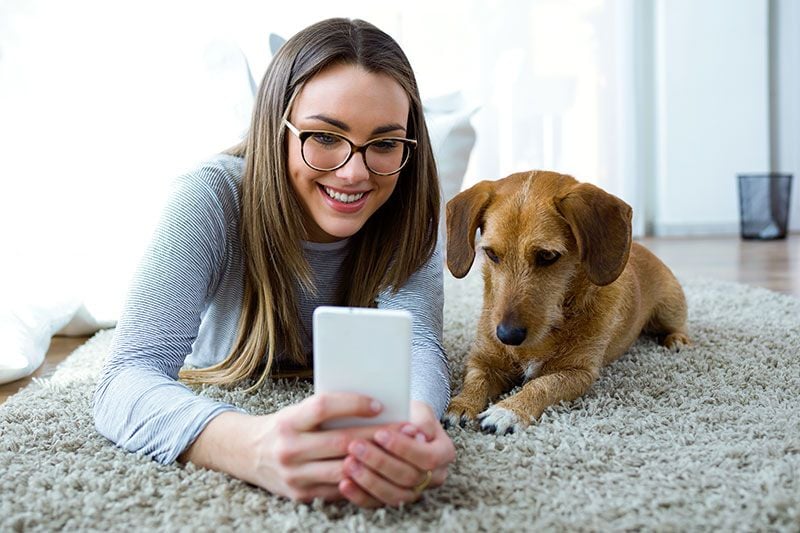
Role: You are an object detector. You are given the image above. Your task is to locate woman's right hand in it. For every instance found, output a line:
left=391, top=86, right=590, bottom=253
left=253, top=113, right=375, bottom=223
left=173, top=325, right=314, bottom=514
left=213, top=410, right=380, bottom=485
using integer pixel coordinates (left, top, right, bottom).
left=251, top=392, right=393, bottom=502
left=181, top=392, right=393, bottom=504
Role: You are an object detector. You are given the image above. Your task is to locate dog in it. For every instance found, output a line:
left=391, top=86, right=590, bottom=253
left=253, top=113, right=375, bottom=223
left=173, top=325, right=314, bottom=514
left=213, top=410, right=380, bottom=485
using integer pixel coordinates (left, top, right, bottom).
left=444, top=171, right=690, bottom=434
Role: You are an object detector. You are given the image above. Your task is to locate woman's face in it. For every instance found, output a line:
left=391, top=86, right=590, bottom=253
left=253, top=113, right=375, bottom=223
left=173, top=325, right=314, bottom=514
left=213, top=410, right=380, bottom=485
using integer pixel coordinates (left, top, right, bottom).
left=286, top=63, right=410, bottom=243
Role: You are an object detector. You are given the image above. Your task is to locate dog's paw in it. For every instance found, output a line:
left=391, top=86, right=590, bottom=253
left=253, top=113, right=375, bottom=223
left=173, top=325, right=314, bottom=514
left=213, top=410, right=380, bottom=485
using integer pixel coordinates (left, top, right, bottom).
left=443, top=395, right=485, bottom=429
left=477, top=405, right=525, bottom=435
left=662, top=332, right=691, bottom=352
left=441, top=411, right=471, bottom=429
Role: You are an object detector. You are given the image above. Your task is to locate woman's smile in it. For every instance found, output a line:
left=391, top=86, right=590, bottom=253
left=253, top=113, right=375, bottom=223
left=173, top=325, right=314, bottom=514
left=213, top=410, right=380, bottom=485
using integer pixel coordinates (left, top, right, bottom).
left=318, top=184, right=371, bottom=213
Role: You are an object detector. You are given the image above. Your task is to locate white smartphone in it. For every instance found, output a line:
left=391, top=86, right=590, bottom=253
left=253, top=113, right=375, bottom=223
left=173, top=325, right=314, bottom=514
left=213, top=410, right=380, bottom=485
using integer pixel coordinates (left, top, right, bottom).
left=313, top=306, right=412, bottom=429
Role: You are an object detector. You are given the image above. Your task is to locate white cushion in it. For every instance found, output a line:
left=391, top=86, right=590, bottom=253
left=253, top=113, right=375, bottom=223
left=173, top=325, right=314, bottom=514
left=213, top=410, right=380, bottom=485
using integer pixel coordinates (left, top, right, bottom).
left=423, top=91, right=478, bottom=204
left=1, top=38, right=255, bottom=384
left=0, top=290, right=81, bottom=384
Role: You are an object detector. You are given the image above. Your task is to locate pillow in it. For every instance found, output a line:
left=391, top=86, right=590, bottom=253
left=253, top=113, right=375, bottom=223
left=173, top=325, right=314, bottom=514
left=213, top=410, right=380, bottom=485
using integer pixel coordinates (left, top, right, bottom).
left=1, top=39, right=256, bottom=384
left=0, top=289, right=81, bottom=385
left=423, top=92, right=478, bottom=228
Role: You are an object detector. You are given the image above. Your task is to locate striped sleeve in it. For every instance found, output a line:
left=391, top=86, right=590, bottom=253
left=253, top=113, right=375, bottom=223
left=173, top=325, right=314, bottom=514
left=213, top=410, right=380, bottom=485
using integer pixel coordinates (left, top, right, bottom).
left=376, top=243, right=450, bottom=419
left=92, top=166, right=241, bottom=464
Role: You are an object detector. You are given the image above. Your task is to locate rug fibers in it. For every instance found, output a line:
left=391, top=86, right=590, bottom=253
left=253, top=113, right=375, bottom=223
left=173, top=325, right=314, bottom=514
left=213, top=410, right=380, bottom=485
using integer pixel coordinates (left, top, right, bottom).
left=1, top=270, right=799, bottom=531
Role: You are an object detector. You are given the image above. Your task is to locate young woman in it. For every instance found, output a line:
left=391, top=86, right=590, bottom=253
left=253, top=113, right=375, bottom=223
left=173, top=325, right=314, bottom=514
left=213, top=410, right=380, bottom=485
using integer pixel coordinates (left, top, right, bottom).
left=92, top=18, right=455, bottom=508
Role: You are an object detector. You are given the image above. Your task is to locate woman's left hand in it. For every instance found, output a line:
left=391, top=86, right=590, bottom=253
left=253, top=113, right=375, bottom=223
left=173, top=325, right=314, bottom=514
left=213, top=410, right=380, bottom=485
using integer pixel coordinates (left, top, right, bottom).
left=339, top=400, right=456, bottom=507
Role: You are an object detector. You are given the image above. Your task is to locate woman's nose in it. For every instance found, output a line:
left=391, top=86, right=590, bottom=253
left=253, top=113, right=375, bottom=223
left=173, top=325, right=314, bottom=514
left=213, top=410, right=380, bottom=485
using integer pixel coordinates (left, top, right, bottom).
left=335, top=151, right=371, bottom=183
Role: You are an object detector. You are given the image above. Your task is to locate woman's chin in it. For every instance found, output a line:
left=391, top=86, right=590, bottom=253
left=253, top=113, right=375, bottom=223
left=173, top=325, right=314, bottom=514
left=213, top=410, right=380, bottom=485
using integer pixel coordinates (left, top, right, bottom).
left=324, top=222, right=364, bottom=240
left=306, top=219, right=366, bottom=243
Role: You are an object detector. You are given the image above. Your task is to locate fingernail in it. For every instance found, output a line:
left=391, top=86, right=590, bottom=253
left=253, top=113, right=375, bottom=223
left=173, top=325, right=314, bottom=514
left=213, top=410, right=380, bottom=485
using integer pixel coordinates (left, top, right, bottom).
left=375, top=430, right=389, bottom=445
left=370, top=400, right=383, bottom=413
left=415, top=433, right=427, bottom=443
left=347, top=460, right=362, bottom=475
left=400, top=424, right=417, bottom=437
left=352, top=442, right=366, bottom=458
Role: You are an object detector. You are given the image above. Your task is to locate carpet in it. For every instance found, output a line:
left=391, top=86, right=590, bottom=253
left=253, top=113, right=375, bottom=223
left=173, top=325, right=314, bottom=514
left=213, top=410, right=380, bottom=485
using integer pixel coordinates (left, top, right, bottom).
left=1, top=269, right=799, bottom=531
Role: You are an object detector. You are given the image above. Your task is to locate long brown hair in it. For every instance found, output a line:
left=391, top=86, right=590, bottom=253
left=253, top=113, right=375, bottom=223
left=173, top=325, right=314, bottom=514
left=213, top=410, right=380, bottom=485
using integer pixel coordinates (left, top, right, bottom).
left=180, top=18, right=440, bottom=390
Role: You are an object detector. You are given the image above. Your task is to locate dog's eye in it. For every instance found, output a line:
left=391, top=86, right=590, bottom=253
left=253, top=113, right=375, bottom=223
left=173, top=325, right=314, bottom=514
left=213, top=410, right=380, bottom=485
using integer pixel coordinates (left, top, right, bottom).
left=535, top=250, right=561, bottom=267
left=483, top=247, right=500, bottom=264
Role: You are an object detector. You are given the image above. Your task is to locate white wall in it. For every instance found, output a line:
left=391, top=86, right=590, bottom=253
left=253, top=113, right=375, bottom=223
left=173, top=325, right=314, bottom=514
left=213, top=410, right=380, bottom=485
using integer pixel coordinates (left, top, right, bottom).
left=652, top=0, right=771, bottom=235
left=772, top=0, right=800, bottom=232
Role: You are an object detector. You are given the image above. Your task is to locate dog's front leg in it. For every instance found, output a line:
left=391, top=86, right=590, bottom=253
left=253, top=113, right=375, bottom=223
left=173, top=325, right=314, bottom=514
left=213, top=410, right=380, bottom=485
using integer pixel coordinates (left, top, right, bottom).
left=444, top=350, right=515, bottom=428
left=479, top=363, right=599, bottom=434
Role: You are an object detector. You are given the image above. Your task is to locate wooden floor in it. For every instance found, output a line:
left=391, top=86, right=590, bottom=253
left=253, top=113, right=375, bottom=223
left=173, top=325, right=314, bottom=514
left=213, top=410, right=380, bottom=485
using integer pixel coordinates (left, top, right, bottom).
left=1, top=233, right=798, bottom=405
left=638, top=233, right=800, bottom=297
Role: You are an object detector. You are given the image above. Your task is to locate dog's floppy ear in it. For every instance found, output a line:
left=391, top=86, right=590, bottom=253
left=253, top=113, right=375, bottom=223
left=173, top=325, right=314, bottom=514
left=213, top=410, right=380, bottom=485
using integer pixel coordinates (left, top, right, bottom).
left=446, top=180, right=495, bottom=278
left=555, top=183, right=633, bottom=286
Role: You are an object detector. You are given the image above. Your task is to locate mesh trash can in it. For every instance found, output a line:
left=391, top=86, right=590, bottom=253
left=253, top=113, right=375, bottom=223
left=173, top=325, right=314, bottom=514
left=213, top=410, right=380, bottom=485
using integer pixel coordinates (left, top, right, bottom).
left=737, top=173, right=793, bottom=240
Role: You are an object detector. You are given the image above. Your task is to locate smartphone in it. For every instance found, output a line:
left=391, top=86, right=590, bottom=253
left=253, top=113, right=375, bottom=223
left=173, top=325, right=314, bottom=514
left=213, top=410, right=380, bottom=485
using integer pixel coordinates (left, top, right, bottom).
left=312, top=306, right=412, bottom=429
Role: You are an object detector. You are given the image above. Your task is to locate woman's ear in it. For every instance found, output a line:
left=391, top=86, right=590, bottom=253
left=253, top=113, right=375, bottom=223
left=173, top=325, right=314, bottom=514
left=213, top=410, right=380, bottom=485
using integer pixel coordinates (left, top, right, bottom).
left=445, top=180, right=495, bottom=278
left=555, top=183, right=632, bottom=286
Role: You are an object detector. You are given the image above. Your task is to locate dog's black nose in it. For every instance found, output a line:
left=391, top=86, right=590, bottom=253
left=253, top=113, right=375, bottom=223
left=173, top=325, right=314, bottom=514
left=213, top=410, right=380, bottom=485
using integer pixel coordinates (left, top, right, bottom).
left=496, top=323, right=527, bottom=346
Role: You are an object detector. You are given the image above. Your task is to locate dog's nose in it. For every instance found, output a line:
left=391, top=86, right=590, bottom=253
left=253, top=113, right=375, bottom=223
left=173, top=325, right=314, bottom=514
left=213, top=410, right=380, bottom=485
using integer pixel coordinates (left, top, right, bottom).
left=496, top=323, right=527, bottom=346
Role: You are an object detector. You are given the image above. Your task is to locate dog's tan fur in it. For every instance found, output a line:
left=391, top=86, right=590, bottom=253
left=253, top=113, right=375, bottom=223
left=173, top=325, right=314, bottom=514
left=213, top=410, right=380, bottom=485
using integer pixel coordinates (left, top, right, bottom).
left=444, top=171, right=690, bottom=434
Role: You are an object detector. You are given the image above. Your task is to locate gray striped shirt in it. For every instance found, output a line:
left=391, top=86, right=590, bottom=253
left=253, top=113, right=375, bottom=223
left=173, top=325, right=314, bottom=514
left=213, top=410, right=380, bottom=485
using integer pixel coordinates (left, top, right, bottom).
left=92, top=153, right=449, bottom=464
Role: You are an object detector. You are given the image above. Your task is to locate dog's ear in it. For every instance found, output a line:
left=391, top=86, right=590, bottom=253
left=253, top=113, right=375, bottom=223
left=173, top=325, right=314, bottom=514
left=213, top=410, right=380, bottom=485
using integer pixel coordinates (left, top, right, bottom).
left=555, top=183, right=633, bottom=286
left=446, top=180, right=495, bottom=278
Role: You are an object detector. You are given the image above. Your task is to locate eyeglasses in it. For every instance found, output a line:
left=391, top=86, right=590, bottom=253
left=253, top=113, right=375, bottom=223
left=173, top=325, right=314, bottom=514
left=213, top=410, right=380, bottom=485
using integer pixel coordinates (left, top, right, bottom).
left=283, top=119, right=417, bottom=176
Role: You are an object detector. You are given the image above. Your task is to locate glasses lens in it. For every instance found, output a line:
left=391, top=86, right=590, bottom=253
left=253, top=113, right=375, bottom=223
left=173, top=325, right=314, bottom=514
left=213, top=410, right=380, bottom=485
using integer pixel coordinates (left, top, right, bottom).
left=302, top=132, right=351, bottom=171
left=365, top=139, right=411, bottom=175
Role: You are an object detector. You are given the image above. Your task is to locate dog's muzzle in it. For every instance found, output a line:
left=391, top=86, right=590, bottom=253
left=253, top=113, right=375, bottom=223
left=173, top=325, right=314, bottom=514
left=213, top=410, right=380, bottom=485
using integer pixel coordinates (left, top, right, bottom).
left=496, top=323, right=527, bottom=346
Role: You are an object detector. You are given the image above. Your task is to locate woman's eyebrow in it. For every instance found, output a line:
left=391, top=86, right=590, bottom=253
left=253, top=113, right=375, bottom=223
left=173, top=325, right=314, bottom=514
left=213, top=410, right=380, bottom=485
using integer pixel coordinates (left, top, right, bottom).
left=305, top=114, right=406, bottom=136
left=371, top=123, right=406, bottom=136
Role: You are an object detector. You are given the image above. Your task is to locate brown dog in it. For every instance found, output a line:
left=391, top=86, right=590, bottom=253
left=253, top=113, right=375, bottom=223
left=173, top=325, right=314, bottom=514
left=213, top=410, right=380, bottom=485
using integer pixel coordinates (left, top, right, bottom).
left=444, top=171, right=690, bottom=434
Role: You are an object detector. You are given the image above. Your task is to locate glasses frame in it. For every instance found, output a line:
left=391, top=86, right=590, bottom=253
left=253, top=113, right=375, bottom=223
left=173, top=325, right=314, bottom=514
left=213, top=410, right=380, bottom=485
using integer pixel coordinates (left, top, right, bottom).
left=283, top=119, right=417, bottom=176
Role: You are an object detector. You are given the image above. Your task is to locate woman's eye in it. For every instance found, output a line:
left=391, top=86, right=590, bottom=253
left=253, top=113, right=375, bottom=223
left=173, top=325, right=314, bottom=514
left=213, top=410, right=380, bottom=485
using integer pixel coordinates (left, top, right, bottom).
left=310, top=132, right=342, bottom=146
left=369, top=139, right=400, bottom=153
left=483, top=248, right=500, bottom=264
left=535, top=250, right=561, bottom=267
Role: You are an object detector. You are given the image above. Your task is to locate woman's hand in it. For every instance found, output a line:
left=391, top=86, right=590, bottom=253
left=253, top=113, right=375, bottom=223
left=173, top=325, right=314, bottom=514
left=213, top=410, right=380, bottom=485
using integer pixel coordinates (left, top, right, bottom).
left=339, top=400, right=456, bottom=507
left=181, top=392, right=397, bottom=504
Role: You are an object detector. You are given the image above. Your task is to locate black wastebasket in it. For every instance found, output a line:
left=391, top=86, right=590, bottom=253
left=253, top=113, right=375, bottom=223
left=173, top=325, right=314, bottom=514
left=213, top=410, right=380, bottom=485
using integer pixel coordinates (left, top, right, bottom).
left=737, top=173, right=793, bottom=240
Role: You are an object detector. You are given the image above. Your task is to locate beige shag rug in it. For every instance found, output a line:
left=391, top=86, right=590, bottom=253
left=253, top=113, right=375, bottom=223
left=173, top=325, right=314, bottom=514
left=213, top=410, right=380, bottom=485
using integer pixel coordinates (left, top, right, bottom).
left=1, top=269, right=799, bottom=532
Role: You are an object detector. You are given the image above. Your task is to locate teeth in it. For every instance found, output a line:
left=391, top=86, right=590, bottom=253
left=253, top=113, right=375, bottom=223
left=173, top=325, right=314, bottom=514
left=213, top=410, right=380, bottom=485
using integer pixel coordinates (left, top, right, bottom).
left=324, top=186, right=365, bottom=204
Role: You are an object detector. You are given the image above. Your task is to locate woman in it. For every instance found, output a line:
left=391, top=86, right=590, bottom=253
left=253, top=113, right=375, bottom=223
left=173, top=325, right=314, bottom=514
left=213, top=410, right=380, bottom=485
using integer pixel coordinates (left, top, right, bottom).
left=93, top=18, right=455, bottom=508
